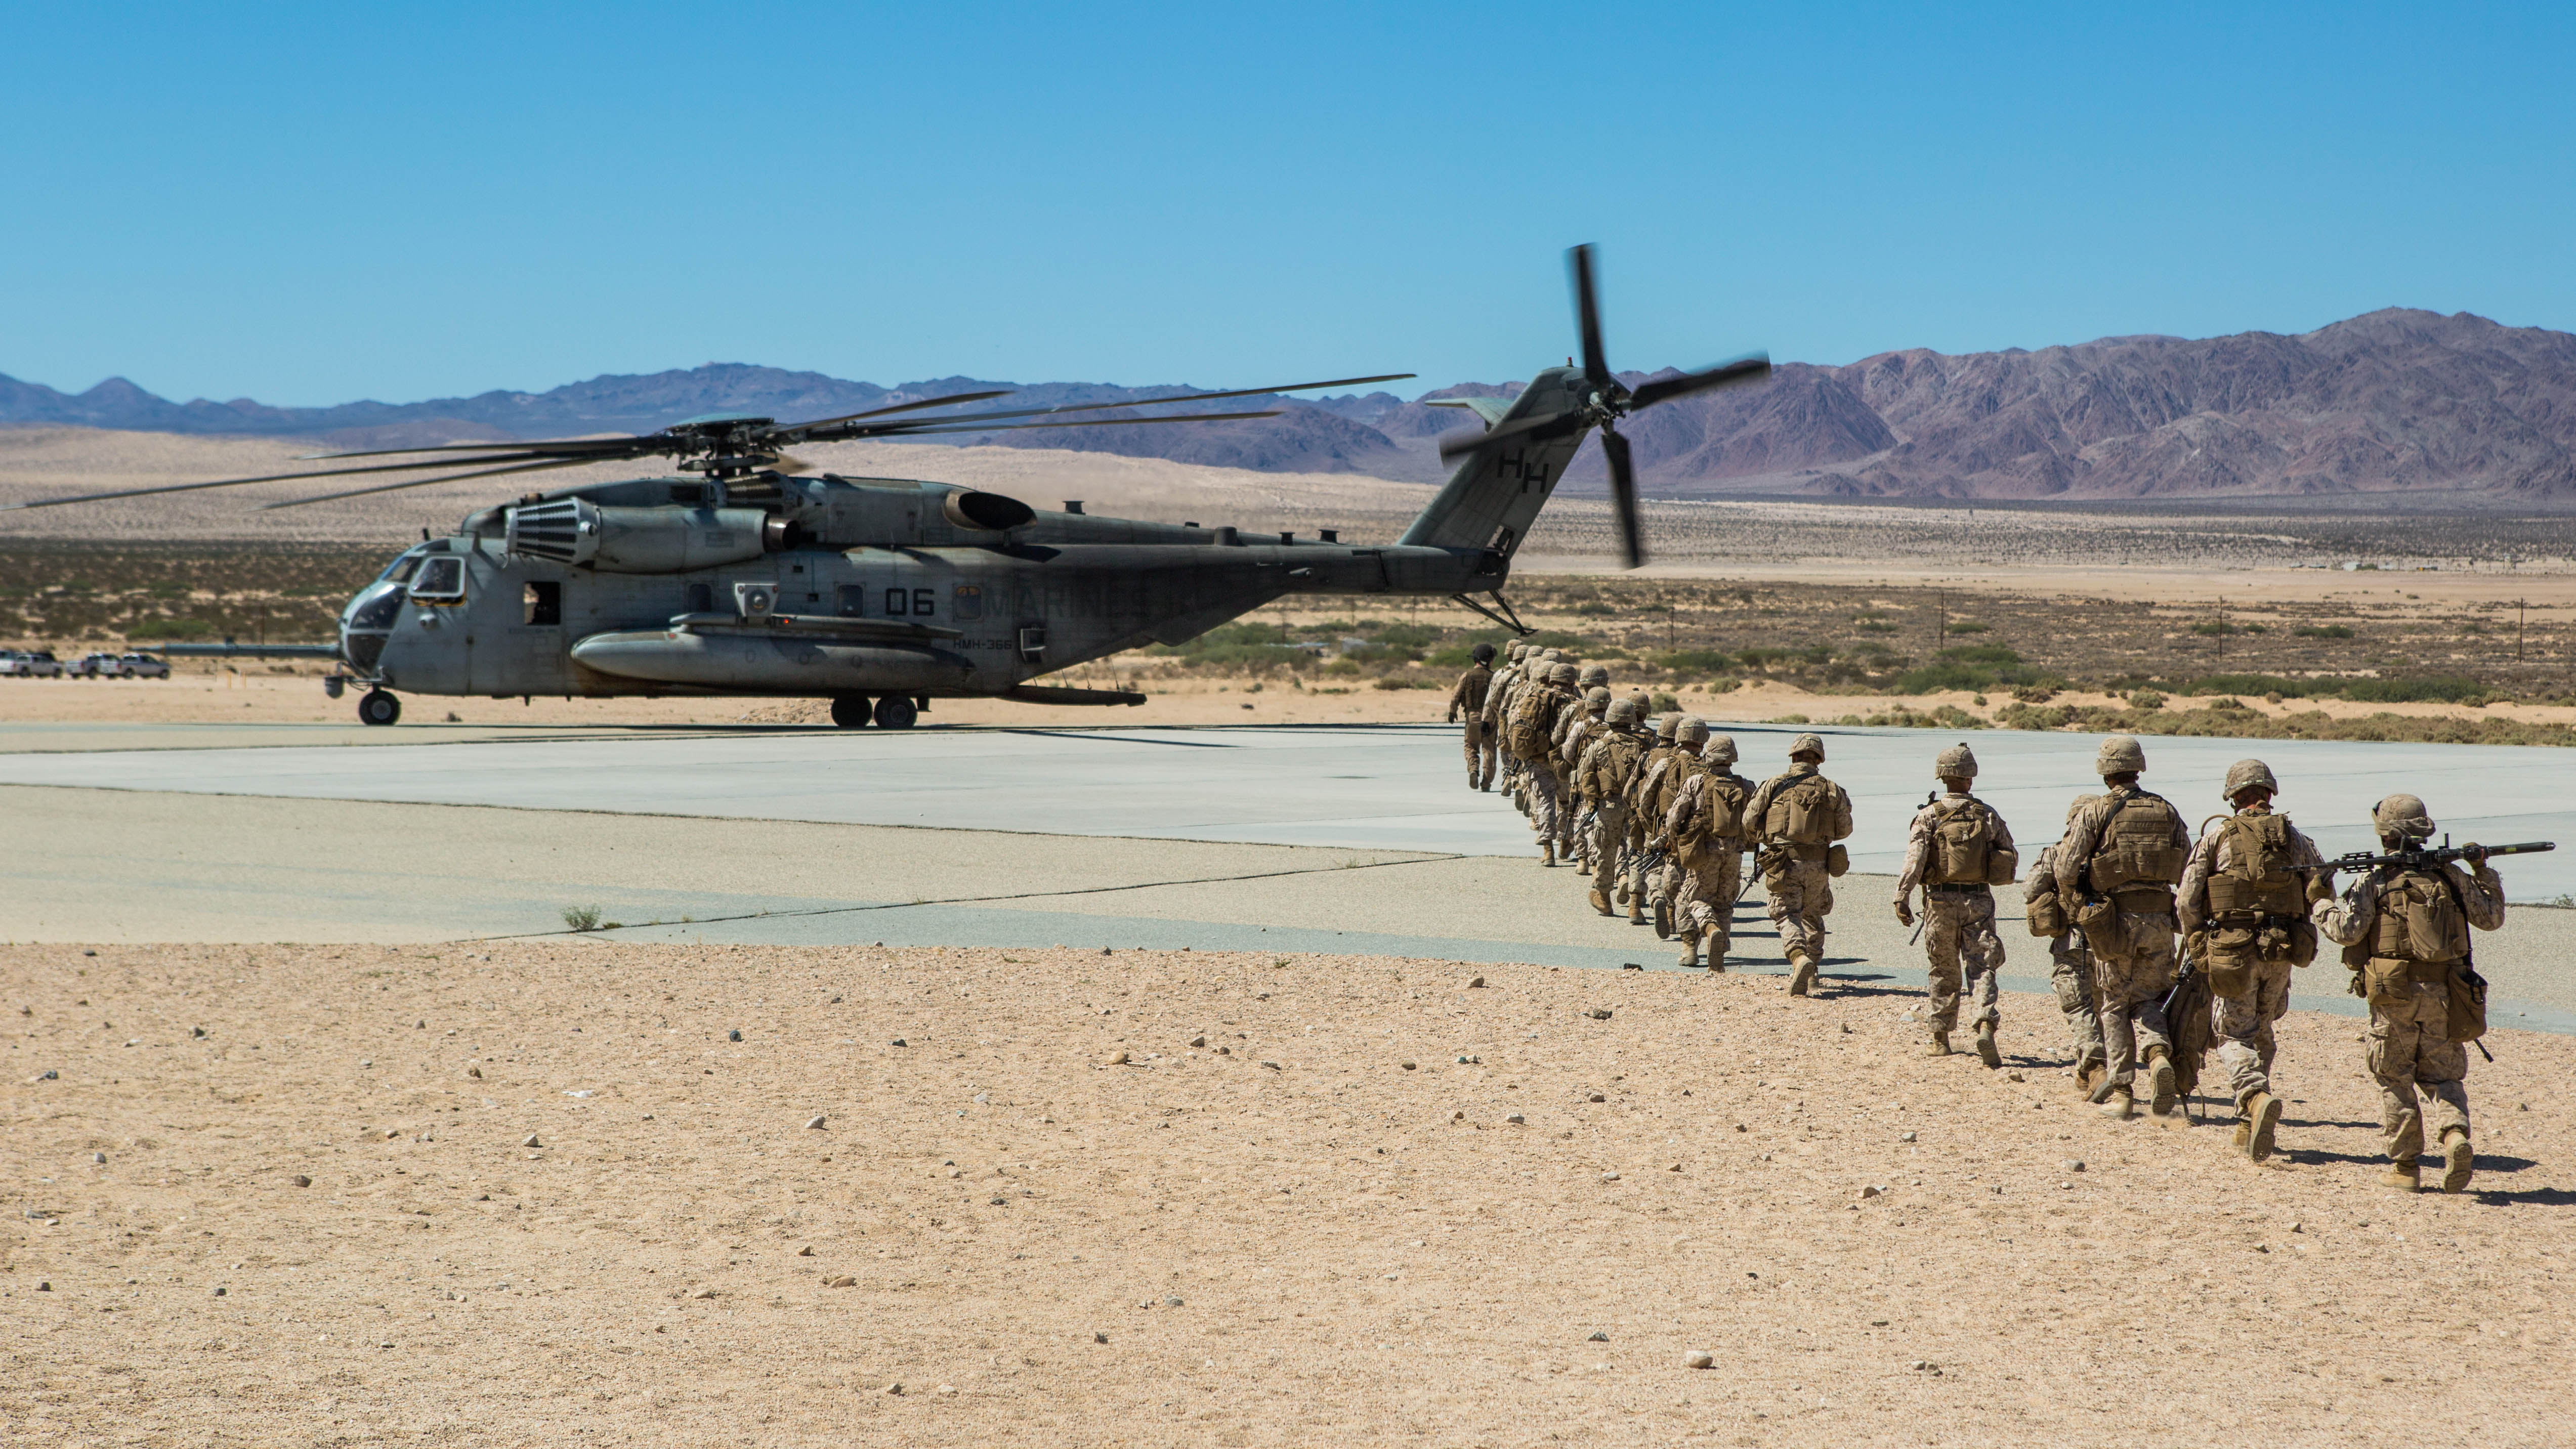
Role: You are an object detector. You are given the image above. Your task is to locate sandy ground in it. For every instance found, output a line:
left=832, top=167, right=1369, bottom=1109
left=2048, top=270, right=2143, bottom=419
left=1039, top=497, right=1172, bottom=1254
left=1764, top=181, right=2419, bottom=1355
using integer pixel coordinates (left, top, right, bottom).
left=7, top=667, right=2573, bottom=736
left=5, top=941, right=2570, bottom=1446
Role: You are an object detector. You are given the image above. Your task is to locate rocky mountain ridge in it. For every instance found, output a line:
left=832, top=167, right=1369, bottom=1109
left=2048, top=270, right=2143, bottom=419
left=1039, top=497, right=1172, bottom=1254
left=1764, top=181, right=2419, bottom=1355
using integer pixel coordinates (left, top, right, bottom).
left=6, top=308, right=2570, bottom=498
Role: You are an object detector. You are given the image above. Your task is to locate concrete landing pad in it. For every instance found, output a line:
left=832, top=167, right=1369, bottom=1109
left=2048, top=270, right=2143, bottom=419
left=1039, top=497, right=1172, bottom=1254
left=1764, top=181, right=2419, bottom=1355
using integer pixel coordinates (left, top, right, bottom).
left=0, top=720, right=2569, bottom=891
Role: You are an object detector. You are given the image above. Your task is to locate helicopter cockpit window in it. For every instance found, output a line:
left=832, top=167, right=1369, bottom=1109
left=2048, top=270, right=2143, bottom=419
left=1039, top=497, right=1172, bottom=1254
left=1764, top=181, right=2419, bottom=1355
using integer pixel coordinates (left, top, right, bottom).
left=380, top=553, right=425, bottom=585
left=409, top=556, right=466, bottom=602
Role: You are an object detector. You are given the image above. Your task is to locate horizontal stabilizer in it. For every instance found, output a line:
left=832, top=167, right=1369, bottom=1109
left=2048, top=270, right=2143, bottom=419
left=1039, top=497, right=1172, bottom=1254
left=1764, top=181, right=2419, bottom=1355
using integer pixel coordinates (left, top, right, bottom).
left=1423, top=397, right=1515, bottom=428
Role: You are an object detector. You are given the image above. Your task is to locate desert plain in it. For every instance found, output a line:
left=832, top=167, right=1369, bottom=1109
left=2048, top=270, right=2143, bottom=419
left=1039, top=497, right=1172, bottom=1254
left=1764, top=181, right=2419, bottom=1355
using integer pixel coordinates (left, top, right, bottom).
left=5, top=427, right=2576, bottom=1446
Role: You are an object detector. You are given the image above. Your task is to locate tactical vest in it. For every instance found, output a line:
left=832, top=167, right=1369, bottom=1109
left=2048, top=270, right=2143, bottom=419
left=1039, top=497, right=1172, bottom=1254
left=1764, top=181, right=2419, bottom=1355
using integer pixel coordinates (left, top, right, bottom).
left=1927, top=796, right=2008, bottom=885
left=2024, top=846, right=2069, bottom=937
left=1764, top=773, right=1842, bottom=846
left=2083, top=788, right=2187, bottom=894
left=2200, top=810, right=2319, bottom=990
left=2369, top=866, right=2471, bottom=966
left=1583, top=731, right=1649, bottom=804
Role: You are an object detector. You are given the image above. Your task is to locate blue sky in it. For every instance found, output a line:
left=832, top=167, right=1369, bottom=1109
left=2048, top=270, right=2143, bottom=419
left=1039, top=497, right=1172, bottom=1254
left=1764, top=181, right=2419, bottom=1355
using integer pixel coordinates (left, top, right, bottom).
left=6, top=2, right=2570, bottom=406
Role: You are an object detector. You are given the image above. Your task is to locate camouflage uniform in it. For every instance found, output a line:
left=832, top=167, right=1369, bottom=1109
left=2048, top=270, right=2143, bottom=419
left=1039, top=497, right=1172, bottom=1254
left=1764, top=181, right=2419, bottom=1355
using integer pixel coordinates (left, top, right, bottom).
left=1515, top=664, right=1581, bottom=864
left=1487, top=646, right=1542, bottom=809
left=1557, top=675, right=1611, bottom=870
left=1446, top=646, right=1496, bottom=790
left=1745, top=734, right=1854, bottom=995
left=1575, top=699, right=1652, bottom=915
left=2312, top=793, right=2507, bottom=1191
left=1664, top=725, right=1752, bottom=968
left=1893, top=744, right=2015, bottom=1057
left=2025, top=816, right=2107, bottom=1090
left=2053, top=736, right=2190, bottom=1117
left=1618, top=713, right=1686, bottom=923
left=2177, top=760, right=2328, bottom=1155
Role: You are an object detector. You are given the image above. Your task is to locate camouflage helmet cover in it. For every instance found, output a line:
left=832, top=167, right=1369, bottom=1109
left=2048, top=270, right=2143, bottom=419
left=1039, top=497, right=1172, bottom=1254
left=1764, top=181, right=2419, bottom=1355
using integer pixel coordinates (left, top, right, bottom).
left=2095, top=734, right=2146, bottom=777
left=2223, top=758, right=2278, bottom=801
left=2373, top=792, right=2436, bottom=841
left=1551, top=662, right=1580, bottom=687
left=1607, top=696, right=1642, bottom=726
left=1653, top=712, right=1681, bottom=742
left=1505, top=641, right=1526, bottom=661
left=1789, top=732, right=1826, bottom=760
left=1578, top=664, right=1610, bottom=688
left=1675, top=717, right=1711, bottom=747
left=1704, top=732, right=1739, bottom=764
left=1583, top=686, right=1612, bottom=712
left=1935, top=742, right=1978, bottom=780
left=2064, top=792, right=2100, bottom=826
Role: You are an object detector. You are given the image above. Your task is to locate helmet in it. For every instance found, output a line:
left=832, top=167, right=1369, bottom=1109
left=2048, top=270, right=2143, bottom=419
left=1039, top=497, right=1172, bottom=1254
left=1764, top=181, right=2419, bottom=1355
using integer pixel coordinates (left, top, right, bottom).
left=1790, top=732, right=1826, bottom=761
left=2095, top=734, right=2146, bottom=777
left=2064, top=792, right=2099, bottom=826
left=1675, top=717, right=1710, bottom=747
left=1505, top=642, right=1525, bottom=662
left=1538, top=648, right=1563, bottom=662
left=1704, top=732, right=1739, bottom=765
left=1654, top=712, right=1682, bottom=743
left=2373, top=793, right=2435, bottom=841
left=1552, top=663, right=1580, bottom=687
left=2223, top=759, right=2277, bottom=801
left=1471, top=643, right=1496, bottom=664
left=1584, top=686, right=1611, bottom=712
left=1935, top=742, right=1978, bottom=780
left=1607, top=697, right=1642, bottom=727
left=1578, top=664, right=1610, bottom=688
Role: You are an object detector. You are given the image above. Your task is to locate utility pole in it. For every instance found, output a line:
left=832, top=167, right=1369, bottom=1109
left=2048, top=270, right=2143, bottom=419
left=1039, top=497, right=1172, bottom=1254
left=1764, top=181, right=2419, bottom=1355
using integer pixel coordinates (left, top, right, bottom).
left=2518, top=598, right=2527, bottom=662
left=1936, top=591, right=1945, bottom=652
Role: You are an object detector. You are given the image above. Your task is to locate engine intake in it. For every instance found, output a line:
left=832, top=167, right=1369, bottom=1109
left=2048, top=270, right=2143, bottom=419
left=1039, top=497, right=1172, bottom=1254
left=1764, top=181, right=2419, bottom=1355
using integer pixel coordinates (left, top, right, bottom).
left=504, top=498, right=781, bottom=573
left=941, top=490, right=1036, bottom=531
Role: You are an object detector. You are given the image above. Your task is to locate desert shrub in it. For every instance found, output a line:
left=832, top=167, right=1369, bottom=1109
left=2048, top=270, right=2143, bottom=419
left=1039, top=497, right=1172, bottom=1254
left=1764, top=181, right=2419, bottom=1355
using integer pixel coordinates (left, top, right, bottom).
left=2128, top=690, right=2167, bottom=711
left=2011, top=684, right=2058, bottom=704
left=2339, top=675, right=2489, bottom=704
left=1649, top=691, right=1680, bottom=713
left=1939, top=644, right=2022, bottom=665
left=1946, top=621, right=1989, bottom=634
left=2294, top=624, right=2354, bottom=639
left=1652, top=648, right=1735, bottom=673
left=2190, top=620, right=2237, bottom=636
left=2178, top=673, right=2316, bottom=697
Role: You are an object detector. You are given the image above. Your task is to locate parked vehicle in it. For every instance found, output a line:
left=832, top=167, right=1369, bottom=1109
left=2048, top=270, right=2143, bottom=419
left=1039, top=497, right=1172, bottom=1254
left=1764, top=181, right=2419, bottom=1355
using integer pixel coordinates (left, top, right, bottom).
left=72, top=652, right=126, bottom=678
left=117, top=652, right=171, bottom=679
left=0, top=650, right=63, bottom=678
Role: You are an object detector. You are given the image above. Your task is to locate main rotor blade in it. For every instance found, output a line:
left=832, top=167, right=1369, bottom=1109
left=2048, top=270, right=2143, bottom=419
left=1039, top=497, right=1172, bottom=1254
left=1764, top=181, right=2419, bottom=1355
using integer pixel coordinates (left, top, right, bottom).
left=809, top=373, right=1417, bottom=440
left=1570, top=244, right=1611, bottom=391
left=257, top=455, right=603, bottom=510
left=1, top=449, right=564, bottom=511
left=768, top=389, right=1014, bottom=436
left=1629, top=355, right=1773, bottom=411
left=300, top=436, right=658, bottom=461
left=1600, top=425, right=1643, bottom=570
left=867, top=409, right=1283, bottom=438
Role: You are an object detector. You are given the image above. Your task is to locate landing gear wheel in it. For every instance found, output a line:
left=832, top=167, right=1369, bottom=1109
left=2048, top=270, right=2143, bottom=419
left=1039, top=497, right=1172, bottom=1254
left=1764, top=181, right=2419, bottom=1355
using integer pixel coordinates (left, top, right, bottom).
left=357, top=690, right=402, bottom=727
left=872, top=694, right=918, bottom=730
left=829, top=694, right=872, bottom=729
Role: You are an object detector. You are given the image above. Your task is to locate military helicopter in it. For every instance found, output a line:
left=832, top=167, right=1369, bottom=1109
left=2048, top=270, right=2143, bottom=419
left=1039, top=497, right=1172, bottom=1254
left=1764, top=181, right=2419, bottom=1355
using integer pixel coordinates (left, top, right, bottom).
left=12, top=247, right=1767, bottom=727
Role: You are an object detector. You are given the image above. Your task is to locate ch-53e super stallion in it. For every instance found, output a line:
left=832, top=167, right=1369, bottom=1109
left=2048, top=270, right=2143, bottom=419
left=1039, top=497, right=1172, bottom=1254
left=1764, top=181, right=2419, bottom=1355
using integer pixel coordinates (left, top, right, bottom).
left=12, top=247, right=1767, bottom=727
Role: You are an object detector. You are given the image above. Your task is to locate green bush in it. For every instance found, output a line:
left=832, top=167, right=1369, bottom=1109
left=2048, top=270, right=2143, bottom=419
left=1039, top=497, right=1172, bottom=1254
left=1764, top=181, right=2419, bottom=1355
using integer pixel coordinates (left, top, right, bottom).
left=2294, top=624, right=2354, bottom=639
left=2128, top=690, right=2167, bottom=710
left=2339, top=675, right=2489, bottom=704
left=1652, top=648, right=1736, bottom=673
left=1945, top=621, right=1990, bottom=634
left=1649, top=691, right=1680, bottom=713
left=2190, top=620, right=2237, bottom=636
left=2177, top=673, right=2317, bottom=698
left=1937, top=644, right=2022, bottom=665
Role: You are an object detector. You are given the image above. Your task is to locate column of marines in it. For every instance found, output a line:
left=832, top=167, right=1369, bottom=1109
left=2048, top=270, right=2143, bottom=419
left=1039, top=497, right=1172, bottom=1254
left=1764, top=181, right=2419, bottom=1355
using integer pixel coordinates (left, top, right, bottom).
left=1447, top=638, right=2522, bottom=1194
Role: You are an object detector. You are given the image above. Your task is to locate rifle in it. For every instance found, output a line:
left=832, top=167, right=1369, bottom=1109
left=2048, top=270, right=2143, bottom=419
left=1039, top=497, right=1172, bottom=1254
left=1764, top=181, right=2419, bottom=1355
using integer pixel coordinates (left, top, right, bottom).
left=2293, top=839, right=2554, bottom=876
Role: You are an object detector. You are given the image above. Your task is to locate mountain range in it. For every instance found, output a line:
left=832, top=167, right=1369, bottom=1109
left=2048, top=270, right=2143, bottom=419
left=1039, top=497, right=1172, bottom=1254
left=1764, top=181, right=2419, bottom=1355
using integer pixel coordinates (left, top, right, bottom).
left=6, top=308, right=2571, bottom=499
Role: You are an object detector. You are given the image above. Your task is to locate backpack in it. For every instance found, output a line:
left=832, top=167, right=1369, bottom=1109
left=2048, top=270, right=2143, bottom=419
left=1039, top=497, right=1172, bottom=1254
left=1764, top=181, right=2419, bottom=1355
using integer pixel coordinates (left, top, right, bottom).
left=1583, top=732, right=1648, bottom=803
left=1505, top=689, right=1559, bottom=760
left=1929, top=798, right=2007, bottom=884
left=1765, top=774, right=1842, bottom=845
left=2084, top=789, right=2187, bottom=893
left=1676, top=766, right=1748, bottom=857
